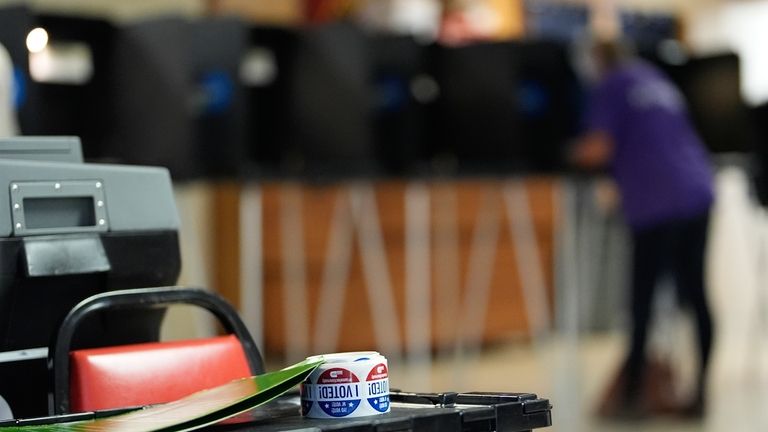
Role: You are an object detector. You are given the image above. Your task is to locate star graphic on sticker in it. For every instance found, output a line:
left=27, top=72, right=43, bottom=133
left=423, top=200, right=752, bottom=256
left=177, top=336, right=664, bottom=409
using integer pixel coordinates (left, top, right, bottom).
left=373, top=400, right=378, bottom=405
left=324, top=403, right=329, bottom=408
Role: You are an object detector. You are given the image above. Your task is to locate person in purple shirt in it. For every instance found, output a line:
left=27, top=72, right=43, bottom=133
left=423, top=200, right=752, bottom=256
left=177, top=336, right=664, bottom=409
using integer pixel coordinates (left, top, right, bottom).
left=572, top=39, right=714, bottom=418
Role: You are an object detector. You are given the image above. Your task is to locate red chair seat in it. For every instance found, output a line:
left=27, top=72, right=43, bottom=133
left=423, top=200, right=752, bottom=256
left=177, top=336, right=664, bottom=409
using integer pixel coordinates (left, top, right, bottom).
left=69, top=334, right=251, bottom=412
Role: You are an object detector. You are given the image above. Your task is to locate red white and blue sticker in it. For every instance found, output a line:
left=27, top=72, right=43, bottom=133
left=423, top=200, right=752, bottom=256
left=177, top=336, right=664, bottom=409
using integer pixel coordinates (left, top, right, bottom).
left=300, top=382, right=314, bottom=416
left=366, top=363, right=390, bottom=413
left=316, top=368, right=361, bottom=417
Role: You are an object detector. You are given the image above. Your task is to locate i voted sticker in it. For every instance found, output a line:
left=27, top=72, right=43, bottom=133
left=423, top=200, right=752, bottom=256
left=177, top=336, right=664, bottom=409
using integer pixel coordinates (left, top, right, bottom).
left=366, top=363, right=390, bottom=413
left=316, top=368, right=361, bottom=417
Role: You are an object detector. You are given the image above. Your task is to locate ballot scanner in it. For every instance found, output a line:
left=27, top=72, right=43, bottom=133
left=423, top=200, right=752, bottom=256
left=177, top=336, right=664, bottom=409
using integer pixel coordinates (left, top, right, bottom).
left=0, top=137, right=181, bottom=418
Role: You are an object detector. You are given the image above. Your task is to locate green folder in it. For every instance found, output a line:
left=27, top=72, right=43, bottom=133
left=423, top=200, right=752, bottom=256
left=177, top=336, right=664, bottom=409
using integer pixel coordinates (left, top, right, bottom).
left=2, top=357, right=324, bottom=432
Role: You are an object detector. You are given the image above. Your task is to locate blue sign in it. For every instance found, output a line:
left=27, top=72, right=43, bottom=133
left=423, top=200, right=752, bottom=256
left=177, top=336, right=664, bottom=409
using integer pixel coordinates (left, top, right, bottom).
left=12, top=66, right=26, bottom=109
left=199, top=70, right=234, bottom=115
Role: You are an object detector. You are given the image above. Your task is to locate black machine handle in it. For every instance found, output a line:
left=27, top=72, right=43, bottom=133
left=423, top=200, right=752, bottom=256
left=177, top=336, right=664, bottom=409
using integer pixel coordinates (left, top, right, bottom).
left=49, top=287, right=265, bottom=415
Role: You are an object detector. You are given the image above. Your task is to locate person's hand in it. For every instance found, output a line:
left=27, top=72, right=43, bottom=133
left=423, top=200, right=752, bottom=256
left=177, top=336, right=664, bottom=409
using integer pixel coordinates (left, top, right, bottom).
left=570, top=130, right=613, bottom=169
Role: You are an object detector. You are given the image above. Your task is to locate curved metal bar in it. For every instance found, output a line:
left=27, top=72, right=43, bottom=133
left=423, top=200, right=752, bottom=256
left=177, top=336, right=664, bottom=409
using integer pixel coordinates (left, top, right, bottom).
left=49, top=286, right=264, bottom=415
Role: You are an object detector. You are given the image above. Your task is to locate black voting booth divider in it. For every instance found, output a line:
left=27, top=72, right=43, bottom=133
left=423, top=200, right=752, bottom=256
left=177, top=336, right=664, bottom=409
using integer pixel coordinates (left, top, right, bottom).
left=371, top=34, right=431, bottom=175
left=751, top=102, right=768, bottom=206
left=673, top=54, right=755, bottom=155
left=23, top=14, right=116, bottom=161
left=190, top=18, right=250, bottom=179
left=285, top=21, right=378, bottom=178
left=106, top=16, right=250, bottom=180
left=106, top=17, right=196, bottom=177
left=428, top=42, right=523, bottom=174
left=244, top=26, right=297, bottom=178
left=515, top=40, right=582, bottom=172
left=427, top=40, right=581, bottom=176
left=245, top=22, right=431, bottom=179
left=646, top=51, right=754, bottom=155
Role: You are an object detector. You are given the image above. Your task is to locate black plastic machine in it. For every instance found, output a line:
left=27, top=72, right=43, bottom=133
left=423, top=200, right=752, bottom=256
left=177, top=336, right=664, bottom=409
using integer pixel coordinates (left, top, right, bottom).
left=0, top=137, right=181, bottom=418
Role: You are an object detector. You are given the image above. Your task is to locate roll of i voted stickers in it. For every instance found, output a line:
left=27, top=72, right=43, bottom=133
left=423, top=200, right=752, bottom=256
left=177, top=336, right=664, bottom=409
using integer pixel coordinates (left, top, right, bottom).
left=300, top=352, right=390, bottom=419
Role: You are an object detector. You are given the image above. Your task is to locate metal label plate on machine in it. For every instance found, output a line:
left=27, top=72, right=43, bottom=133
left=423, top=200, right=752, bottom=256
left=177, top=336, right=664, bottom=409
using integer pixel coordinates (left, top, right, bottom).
left=10, top=179, right=109, bottom=236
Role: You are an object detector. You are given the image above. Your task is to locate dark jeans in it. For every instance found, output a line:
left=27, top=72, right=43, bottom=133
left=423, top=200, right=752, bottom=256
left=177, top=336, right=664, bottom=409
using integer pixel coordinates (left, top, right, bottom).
left=625, top=212, right=714, bottom=403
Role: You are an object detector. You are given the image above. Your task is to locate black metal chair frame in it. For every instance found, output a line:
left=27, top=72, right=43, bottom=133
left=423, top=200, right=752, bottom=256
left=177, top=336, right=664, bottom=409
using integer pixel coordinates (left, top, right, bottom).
left=49, top=286, right=265, bottom=415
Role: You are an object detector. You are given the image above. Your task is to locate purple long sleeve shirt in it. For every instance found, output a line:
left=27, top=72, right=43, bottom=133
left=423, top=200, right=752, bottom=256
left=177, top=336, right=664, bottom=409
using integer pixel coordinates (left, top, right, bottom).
left=586, top=60, right=714, bottom=229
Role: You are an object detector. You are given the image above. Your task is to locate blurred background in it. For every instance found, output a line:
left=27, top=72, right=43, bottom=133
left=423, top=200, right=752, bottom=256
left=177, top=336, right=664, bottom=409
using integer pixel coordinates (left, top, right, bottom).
left=2, top=0, right=768, bottom=430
